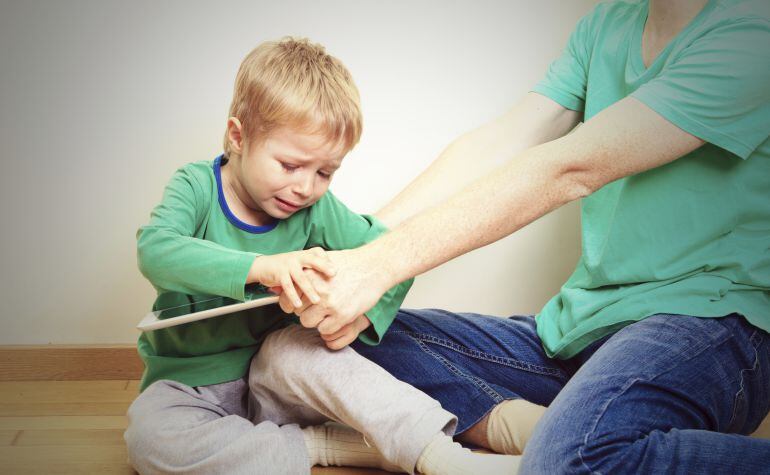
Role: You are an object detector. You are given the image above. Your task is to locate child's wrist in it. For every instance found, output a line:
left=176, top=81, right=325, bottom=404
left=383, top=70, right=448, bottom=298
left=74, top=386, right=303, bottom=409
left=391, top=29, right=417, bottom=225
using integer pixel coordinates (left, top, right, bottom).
left=246, top=255, right=265, bottom=284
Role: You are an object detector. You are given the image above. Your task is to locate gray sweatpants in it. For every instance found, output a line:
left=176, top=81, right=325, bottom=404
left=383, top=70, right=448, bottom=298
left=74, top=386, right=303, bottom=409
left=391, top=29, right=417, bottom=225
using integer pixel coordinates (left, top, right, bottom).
left=125, top=325, right=457, bottom=475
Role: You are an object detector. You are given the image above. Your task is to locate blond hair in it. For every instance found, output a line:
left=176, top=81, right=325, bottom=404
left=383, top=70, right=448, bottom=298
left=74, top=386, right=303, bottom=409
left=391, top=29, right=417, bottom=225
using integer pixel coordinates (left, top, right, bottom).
left=223, top=37, right=362, bottom=158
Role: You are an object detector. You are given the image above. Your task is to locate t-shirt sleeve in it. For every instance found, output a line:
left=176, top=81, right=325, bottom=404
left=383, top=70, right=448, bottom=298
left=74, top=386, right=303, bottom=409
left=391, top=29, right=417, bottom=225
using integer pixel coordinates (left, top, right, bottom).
left=632, top=19, right=770, bottom=159
left=531, top=6, right=600, bottom=112
left=305, top=192, right=414, bottom=345
left=136, top=165, right=257, bottom=300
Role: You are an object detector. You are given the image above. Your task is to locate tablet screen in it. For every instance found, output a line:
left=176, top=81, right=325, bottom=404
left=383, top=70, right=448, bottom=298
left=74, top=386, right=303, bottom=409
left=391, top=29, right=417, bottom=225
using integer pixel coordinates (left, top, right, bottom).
left=151, top=284, right=274, bottom=320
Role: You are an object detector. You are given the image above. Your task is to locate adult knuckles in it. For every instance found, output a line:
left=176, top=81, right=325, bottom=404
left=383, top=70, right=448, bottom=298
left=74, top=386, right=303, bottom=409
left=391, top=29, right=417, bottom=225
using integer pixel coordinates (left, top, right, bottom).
left=299, top=316, right=316, bottom=328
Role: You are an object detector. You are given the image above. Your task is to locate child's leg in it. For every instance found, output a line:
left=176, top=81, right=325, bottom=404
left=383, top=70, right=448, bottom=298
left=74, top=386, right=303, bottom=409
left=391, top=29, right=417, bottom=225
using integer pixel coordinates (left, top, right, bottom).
left=251, top=325, right=456, bottom=471
left=124, top=378, right=309, bottom=475
left=250, top=325, right=521, bottom=474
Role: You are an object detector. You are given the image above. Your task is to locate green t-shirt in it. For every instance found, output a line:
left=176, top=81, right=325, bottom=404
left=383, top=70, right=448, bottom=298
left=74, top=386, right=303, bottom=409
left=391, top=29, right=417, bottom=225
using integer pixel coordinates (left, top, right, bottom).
left=533, top=0, right=770, bottom=358
left=136, top=156, right=413, bottom=391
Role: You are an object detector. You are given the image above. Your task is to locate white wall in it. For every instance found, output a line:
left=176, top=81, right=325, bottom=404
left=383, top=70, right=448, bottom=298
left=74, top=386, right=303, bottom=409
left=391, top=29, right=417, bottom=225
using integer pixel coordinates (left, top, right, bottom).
left=0, top=0, right=594, bottom=344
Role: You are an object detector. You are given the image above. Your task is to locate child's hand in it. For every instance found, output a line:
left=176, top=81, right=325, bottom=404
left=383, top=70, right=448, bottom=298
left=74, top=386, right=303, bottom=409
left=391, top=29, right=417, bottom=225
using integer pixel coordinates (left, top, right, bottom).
left=248, top=248, right=336, bottom=308
left=320, top=314, right=372, bottom=350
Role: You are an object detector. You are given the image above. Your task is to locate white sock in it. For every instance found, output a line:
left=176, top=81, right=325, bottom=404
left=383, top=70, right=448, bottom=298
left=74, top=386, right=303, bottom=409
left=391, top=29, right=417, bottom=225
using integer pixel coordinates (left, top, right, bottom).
left=486, top=399, right=547, bottom=455
left=416, top=432, right=521, bottom=475
left=302, top=422, right=402, bottom=472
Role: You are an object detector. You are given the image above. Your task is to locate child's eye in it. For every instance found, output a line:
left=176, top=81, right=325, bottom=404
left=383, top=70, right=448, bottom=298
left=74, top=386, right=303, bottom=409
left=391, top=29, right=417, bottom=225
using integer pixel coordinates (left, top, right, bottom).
left=281, top=163, right=298, bottom=172
left=317, top=171, right=331, bottom=179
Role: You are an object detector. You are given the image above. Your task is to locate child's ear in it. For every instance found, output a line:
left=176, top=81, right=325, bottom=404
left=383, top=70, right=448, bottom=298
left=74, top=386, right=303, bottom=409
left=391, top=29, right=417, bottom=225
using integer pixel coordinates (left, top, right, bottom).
left=226, top=117, right=244, bottom=154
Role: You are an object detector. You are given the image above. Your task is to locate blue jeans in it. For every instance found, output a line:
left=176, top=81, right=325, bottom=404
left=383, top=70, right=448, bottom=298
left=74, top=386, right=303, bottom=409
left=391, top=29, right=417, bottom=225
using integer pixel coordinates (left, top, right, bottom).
left=352, top=310, right=770, bottom=474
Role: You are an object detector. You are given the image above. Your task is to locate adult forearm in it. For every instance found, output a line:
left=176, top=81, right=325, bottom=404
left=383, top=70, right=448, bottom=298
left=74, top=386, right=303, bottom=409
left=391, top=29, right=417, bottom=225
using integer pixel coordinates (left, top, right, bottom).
left=375, top=129, right=530, bottom=228
left=367, top=138, right=584, bottom=287
left=376, top=93, right=580, bottom=228
left=367, top=96, right=707, bottom=288
left=306, top=97, right=704, bottom=331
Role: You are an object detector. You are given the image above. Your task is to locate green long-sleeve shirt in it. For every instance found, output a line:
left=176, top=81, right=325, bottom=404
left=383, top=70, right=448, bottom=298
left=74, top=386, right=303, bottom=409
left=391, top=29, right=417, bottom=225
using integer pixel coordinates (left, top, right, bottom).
left=136, top=156, right=413, bottom=391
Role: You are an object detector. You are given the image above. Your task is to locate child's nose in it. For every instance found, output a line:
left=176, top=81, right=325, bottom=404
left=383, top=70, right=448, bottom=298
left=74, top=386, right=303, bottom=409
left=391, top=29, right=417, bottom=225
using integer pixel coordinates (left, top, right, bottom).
left=292, top=173, right=314, bottom=198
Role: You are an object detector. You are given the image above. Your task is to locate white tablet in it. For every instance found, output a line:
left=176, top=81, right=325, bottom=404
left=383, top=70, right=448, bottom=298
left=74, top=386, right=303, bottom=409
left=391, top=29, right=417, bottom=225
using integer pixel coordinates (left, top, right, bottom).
left=137, top=288, right=280, bottom=332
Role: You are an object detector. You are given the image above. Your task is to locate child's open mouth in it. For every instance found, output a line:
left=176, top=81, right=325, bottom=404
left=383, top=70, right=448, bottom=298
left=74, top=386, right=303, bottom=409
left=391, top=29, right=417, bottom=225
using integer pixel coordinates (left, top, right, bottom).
left=275, top=197, right=301, bottom=212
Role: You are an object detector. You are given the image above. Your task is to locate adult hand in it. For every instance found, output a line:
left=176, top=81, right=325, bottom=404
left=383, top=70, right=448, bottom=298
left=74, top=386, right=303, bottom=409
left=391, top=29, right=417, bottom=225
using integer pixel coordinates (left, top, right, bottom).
left=320, top=314, right=372, bottom=350
left=248, top=247, right=336, bottom=308
left=275, top=271, right=328, bottom=328
left=279, top=247, right=393, bottom=335
left=271, top=284, right=372, bottom=349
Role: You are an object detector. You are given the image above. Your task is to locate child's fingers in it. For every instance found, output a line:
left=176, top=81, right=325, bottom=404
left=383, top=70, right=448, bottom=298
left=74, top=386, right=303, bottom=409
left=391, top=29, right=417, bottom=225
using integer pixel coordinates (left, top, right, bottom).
left=291, top=266, right=320, bottom=304
left=302, top=248, right=336, bottom=277
left=278, top=293, right=295, bottom=314
left=280, top=275, right=303, bottom=308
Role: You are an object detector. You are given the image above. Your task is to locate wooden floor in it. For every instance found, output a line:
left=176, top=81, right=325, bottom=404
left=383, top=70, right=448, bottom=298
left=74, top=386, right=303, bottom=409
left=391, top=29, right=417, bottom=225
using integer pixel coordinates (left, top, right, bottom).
left=1, top=380, right=768, bottom=474
left=0, top=380, right=385, bottom=475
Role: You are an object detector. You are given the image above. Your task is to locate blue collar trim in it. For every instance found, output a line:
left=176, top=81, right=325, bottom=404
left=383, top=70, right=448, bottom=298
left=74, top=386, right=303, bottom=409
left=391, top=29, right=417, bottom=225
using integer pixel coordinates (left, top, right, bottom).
left=213, top=155, right=278, bottom=234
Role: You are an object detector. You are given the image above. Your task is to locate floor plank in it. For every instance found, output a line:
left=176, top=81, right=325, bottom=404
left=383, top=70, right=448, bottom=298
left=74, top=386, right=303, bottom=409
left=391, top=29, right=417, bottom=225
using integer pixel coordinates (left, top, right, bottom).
left=0, top=430, right=19, bottom=446
left=0, top=445, right=129, bottom=464
left=0, top=381, right=136, bottom=403
left=0, top=462, right=137, bottom=475
left=124, top=380, right=141, bottom=393
left=0, top=402, right=131, bottom=417
left=0, top=416, right=128, bottom=430
left=15, top=429, right=126, bottom=447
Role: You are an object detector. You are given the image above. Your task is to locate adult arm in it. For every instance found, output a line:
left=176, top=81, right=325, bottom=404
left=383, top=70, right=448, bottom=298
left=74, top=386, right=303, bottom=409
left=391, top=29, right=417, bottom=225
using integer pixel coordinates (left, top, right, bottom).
left=309, top=96, right=705, bottom=335
left=376, top=92, right=582, bottom=228
left=288, top=93, right=580, bottom=332
left=300, top=10, right=770, bottom=335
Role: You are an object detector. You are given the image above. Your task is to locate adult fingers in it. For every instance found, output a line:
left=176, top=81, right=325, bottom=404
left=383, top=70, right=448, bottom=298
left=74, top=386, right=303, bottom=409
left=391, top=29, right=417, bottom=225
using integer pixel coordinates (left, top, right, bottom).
left=320, top=322, right=352, bottom=342
left=298, top=304, right=328, bottom=329
left=317, top=313, right=348, bottom=336
left=325, top=329, right=358, bottom=351
left=290, top=265, right=320, bottom=304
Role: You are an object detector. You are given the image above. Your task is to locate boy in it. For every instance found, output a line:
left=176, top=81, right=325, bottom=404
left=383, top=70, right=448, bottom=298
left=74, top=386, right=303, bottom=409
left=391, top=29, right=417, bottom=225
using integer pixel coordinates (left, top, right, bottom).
left=124, top=37, right=521, bottom=474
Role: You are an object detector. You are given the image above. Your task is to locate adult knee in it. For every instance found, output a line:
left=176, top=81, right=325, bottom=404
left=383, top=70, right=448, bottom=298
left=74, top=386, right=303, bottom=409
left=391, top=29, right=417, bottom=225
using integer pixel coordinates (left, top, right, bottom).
left=522, top=422, right=654, bottom=474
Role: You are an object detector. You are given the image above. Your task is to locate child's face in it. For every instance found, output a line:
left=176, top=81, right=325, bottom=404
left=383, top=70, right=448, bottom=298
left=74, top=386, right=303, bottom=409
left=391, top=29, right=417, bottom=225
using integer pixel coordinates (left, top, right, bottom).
left=236, top=126, right=346, bottom=219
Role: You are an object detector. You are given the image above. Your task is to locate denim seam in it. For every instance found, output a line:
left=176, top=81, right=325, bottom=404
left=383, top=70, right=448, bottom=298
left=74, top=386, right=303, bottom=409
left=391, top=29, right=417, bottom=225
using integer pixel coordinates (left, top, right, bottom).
left=408, top=335, right=505, bottom=403
left=727, top=330, right=764, bottom=429
left=577, top=378, right=639, bottom=475
left=391, top=330, right=563, bottom=377
left=577, top=333, right=720, bottom=474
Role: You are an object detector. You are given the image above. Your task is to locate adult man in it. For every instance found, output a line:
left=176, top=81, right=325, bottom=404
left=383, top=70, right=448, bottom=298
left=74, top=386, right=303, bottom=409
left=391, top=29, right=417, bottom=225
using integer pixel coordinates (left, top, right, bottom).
left=285, top=1, right=770, bottom=472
